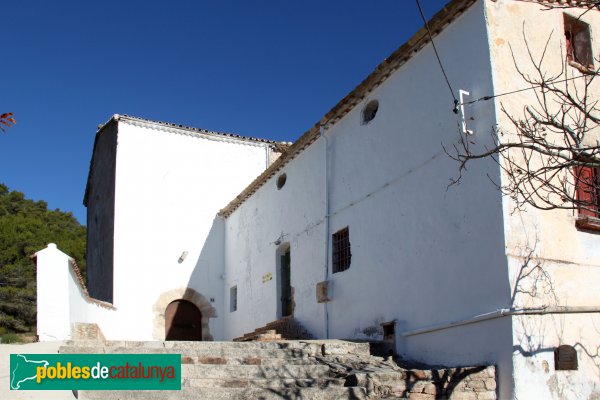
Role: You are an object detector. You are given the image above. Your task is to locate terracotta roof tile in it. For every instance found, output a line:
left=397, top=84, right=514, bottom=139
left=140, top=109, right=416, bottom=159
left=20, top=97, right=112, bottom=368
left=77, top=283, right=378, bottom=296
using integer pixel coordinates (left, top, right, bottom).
left=115, top=114, right=281, bottom=145
left=68, top=258, right=115, bottom=310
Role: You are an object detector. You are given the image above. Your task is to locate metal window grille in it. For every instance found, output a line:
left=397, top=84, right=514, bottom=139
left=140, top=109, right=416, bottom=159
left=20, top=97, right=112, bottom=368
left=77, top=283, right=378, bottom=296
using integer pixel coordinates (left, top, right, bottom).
left=332, top=227, right=351, bottom=273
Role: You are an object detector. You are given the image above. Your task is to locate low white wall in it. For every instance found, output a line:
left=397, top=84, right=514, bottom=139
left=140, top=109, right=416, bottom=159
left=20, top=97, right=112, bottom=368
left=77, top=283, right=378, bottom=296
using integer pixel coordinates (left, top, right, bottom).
left=36, top=243, right=115, bottom=341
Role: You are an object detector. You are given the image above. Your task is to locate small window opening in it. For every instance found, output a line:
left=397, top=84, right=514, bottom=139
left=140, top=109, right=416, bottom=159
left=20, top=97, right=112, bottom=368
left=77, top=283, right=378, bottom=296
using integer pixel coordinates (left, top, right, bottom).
left=362, top=100, right=379, bottom=124
left=554, top=345, right=578, bottom=370
left=332, top=227, right=351, bottom=273
left=564, top=14, right=594, bottom=69
left=276, top=173, right=287, bottom=190
left=381, top=321, right=396, bottom=357
left=230, top=286, right=237, bottom=312
left=382, top=322, right=395, bottom=341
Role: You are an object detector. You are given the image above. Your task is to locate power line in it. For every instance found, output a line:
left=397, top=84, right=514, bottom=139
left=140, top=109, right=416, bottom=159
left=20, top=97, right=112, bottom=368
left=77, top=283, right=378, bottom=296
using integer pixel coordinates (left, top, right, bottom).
left=458, top=74, right=591, bottom=107
left=415, top=0, right=459, bottom=112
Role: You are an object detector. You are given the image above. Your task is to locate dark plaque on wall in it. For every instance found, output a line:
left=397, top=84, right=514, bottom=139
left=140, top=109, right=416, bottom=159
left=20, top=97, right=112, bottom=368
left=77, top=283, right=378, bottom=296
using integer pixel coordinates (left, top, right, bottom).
left=554, top=345, right=578, bottom=370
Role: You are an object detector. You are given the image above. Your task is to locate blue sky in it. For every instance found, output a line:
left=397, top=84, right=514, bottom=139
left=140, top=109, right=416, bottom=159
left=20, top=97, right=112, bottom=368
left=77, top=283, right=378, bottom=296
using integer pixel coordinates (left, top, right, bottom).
left=1, top=0, right=450, bottom=224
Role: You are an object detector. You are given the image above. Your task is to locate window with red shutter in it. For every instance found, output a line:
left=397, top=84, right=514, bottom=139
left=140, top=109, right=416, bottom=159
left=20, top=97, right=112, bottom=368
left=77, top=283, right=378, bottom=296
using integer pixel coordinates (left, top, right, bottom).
left=575, top=165, right=600, bottom=230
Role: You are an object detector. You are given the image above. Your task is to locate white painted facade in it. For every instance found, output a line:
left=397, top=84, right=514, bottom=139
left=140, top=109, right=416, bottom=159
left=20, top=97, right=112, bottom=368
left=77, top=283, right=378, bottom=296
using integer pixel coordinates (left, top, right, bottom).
left=108, top=118, right=276, bottom=341
left=37, top=1, right=600, bottom=398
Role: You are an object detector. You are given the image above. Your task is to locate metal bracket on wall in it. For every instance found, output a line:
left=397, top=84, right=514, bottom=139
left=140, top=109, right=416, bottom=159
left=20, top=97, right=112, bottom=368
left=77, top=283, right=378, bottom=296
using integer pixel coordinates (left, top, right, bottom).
left=459, top=89, right=474, bottom=135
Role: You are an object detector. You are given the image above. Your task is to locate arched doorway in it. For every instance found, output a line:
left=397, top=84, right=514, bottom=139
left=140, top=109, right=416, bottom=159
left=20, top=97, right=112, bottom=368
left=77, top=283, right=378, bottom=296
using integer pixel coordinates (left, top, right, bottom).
left=165, top=300, right=202, bottom=341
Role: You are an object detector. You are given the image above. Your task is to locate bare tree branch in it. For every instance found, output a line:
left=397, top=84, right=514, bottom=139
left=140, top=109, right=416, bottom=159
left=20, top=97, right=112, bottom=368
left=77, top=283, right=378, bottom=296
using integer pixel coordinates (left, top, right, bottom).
left=448, top=29, right=600, bottom=219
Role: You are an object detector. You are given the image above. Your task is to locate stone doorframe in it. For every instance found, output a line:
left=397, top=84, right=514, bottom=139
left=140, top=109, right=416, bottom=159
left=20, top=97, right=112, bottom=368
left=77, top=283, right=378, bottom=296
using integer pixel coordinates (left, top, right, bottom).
left=152, top=287, right=216, bottom=341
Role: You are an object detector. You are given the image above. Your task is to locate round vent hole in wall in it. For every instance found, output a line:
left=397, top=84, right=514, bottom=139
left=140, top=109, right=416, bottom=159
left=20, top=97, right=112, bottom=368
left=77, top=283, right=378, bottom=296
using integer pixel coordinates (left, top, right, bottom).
left=277, top=173, right=287, bottom=190
left=362, top=100, right=379, bottom=124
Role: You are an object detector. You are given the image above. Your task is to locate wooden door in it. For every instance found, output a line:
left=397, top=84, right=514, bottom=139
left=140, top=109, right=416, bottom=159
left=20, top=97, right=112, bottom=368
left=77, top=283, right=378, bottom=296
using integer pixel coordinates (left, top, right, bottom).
left=165, top=300, right=202, bottom=341
left=281, top=249, right=292, bottom=317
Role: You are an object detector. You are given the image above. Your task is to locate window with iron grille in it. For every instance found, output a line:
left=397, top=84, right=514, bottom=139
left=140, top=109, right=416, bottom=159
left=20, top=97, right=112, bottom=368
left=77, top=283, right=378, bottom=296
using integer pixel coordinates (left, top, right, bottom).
left=332, top=227, right=351, bottom=273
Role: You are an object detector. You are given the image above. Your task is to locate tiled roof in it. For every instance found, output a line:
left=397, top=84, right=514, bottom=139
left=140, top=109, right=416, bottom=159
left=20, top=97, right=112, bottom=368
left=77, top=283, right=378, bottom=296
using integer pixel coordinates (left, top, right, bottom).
left=68, top=258, right=115, bottom=310
left=114, top=114, right=282, bottom=145
left=517, top=0, right=599, bottom=6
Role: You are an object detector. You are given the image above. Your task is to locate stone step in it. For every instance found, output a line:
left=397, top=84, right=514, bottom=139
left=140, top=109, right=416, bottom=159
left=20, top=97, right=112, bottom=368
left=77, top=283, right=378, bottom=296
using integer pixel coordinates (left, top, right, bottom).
left=79, top=386, right=367, bottom=400
left=254, top=331, right=283, bottom=341
left=60, top=345, right=321, bottom=359
left=61, top=339, right=370, bottom=357
left=234, top=316, right=315, bottom=341
left=63, top=338, right=495, bottom=400
left=184, top=377, right=345, bottom=389
left=182, top=355, right=315, bottom=366
left=181, top=364, right=331, bottom=379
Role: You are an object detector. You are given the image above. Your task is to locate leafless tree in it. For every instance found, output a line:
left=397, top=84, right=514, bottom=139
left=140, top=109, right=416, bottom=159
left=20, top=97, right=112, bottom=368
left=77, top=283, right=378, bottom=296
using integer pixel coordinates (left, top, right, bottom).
left=447, top=28, right=600, bottom=218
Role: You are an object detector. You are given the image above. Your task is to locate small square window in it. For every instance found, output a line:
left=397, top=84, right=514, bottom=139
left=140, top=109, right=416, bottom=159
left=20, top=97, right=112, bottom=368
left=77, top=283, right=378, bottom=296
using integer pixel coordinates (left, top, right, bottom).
left=230, top=286, right=237, bottom=312
left=564, top=14, right=594, bottom=70
left=332, top=227, right=351, bottom=273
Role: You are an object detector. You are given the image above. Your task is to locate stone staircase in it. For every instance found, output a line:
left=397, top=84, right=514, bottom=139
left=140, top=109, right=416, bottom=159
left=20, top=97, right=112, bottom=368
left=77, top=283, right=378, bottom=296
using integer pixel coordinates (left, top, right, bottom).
left=233, top=316, right=315, bottom=341
left=59, top=340, right=497, bottom=400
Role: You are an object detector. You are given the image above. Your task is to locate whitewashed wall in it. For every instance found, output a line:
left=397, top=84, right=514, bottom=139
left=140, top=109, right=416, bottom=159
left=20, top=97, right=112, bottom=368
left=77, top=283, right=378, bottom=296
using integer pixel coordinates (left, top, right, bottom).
left=224, top=139, right=327, bottom=339
left=36, top=244, right=115, bottom=341
left=487, top=1, right=600, bottom=398
left=225, top=1, right=516, bottom=398
left=105, top=118, right=272, bottom=341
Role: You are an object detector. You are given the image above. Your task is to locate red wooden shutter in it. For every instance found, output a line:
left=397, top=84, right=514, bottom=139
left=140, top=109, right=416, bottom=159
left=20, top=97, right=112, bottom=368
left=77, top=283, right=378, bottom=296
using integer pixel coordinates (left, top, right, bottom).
left=575, top=166, right=598, bottom=217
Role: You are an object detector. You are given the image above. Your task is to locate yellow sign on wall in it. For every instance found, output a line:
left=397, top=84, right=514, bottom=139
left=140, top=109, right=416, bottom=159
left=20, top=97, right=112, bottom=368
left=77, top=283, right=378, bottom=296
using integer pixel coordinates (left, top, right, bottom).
left=262, top=272, right=273, bottom=283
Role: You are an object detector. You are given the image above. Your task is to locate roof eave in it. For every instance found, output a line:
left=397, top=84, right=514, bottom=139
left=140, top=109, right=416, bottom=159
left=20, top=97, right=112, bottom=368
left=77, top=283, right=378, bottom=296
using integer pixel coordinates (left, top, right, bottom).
left=219, top=0, right=478, bottom=217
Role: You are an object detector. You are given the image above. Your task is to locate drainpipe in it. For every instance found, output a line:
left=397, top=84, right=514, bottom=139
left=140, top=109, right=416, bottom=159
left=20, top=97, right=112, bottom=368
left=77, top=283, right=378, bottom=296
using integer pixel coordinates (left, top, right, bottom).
left=320, top=122, right=330, bottom=339
left=401, top=306, right=600, bottom=337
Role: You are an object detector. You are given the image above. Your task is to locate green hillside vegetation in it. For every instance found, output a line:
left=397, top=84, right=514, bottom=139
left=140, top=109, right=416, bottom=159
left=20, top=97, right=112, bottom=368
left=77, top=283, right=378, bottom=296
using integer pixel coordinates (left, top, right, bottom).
left=0, top=183, right=86, bottom=334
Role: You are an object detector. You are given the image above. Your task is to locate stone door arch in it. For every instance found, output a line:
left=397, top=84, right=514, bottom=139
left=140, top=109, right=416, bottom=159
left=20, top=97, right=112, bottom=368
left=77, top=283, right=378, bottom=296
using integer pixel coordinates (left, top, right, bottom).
left=153, top=287, right=216, bottom=341
left=165, top=300, right=202, bottom=341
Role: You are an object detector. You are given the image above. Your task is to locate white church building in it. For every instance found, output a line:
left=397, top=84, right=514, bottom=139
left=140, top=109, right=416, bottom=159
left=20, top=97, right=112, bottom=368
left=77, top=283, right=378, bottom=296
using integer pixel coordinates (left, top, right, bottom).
left=36, top=1, right=600, bottom=399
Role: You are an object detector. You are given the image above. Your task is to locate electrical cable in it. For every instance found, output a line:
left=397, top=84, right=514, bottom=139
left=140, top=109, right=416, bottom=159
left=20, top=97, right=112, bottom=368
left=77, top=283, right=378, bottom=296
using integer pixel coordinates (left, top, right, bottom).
left=415, top=0, right=459, bottom=112
left=457, top=74, right=590, bottom=107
